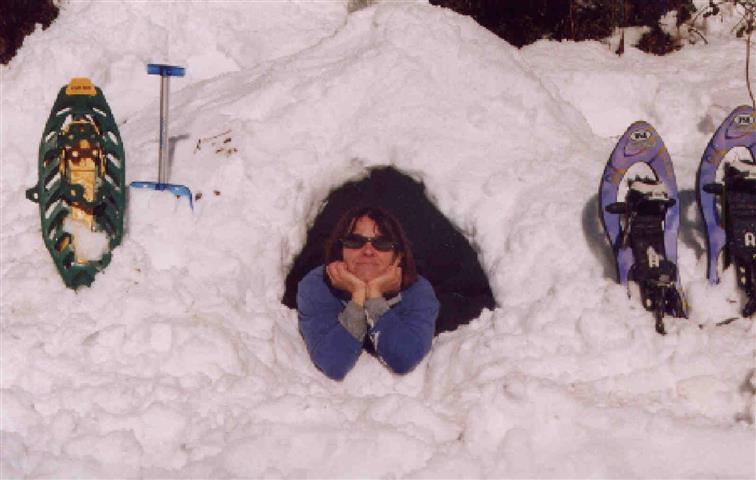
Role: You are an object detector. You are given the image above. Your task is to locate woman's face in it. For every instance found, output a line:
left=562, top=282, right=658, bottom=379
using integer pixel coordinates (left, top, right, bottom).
left=342, top=215, right=396, bottom=283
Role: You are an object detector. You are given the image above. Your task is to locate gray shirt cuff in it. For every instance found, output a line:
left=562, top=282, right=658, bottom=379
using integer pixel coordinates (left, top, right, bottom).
left=365, top=297, right=391, bottom=328
left=338, top=301, right=367, bottom=341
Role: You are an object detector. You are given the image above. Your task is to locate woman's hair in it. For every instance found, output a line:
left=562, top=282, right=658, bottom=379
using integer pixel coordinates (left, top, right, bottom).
left=324, top=205, right=418, bottom=288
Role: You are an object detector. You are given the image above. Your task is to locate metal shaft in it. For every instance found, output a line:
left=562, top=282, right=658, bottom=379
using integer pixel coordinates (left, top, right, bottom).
left=158, top=76, right=170, bottom=184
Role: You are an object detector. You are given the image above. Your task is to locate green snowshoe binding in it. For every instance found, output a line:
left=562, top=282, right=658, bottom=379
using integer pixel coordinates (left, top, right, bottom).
left=26, top=78, right=126, bottom=289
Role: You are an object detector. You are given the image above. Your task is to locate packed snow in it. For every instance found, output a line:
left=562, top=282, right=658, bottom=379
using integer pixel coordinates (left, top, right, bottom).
left=1, top=1, right=754, bottom=478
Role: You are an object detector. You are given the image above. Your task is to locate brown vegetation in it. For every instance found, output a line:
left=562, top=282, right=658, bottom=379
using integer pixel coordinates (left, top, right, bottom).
left=1, top=0, right=60, bottom=65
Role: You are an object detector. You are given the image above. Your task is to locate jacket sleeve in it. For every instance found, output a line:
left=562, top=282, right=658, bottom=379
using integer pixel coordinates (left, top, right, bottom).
left=369, top=277, right=439, bottom=375
left=297, top=268, right=363, bottom=381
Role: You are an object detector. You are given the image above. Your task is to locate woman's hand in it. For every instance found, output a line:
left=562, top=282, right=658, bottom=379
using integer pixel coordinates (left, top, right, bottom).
left=326, top=261, right=367, bottom=305
left=366, top=258, right=402, bottom=299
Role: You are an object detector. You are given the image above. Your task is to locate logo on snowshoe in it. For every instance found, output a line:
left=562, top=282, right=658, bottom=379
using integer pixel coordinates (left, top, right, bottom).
left=631, top=130, right=652, bottom=141
left=734, top=114, right=754, bottom=126
left=65, top=78, right=97, bottom=97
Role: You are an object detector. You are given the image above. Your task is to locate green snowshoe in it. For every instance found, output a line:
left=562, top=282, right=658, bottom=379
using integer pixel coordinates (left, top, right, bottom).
left=26, top=78, right=126, bottom=289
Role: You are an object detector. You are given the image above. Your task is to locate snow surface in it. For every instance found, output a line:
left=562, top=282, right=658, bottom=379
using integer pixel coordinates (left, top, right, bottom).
left=1, top=1, right=754, bottom=478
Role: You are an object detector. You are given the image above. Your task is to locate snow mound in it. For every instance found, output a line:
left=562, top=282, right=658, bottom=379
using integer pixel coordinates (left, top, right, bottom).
left=1, top=1, right=753, bottom=478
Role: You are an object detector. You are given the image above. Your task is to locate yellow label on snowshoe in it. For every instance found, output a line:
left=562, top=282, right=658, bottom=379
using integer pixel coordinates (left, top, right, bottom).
left=65, top=78, right=96, bottom=96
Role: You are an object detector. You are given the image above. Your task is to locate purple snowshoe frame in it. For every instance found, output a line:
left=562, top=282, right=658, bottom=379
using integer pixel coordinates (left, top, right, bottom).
left=697, top=105, right=756, bottom=284
left=600, top=121, right=681, bottom=287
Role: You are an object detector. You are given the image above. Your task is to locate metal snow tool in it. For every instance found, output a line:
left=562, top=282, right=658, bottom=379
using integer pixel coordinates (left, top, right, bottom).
left=130, top=64, right=193, bottom=209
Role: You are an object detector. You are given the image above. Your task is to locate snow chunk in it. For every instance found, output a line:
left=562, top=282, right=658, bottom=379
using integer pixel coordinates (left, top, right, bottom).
left=62, top=217, right=109, bottom=262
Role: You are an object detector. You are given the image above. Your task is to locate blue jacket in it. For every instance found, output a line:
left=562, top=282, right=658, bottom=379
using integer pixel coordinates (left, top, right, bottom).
left=297, top=266, right=439, bottom=380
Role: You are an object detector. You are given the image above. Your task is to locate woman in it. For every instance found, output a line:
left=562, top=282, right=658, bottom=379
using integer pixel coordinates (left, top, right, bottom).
left=297, top=206, right=439, bottom=380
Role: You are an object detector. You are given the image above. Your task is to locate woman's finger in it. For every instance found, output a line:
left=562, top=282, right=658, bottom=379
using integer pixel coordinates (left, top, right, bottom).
left=326, top=263, right=340, bottom=283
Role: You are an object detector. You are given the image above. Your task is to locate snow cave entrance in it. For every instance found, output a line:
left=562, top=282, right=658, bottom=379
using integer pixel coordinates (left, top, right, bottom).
left=282, top=166, right=497, bottom=334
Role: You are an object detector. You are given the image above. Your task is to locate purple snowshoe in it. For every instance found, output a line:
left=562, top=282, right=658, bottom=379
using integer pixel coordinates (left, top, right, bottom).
left=696, top=106, right=756, bottom=317
left=600, top=122, right=687, bottom=334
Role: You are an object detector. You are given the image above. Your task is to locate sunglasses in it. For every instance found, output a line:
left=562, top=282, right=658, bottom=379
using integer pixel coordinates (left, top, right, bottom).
left=341, top=233, right=396, bottom=252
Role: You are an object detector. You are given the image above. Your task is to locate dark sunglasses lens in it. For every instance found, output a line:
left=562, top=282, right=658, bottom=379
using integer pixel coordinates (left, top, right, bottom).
left=341, top=235, right=367, bottom=249
left=371, top=238, right=395, bottom=251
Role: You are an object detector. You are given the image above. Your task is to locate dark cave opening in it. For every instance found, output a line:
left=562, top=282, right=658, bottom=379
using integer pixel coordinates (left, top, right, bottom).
left=282, top=166, right=496, bottom=335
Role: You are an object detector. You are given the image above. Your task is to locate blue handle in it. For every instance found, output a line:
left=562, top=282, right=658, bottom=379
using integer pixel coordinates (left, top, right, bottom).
left=147, top=64, right=186, bottom=77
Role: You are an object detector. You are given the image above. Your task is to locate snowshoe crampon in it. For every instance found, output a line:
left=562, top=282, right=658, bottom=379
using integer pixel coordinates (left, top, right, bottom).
left=599, top=122, right=688, bottom=334
left=696, top=106, right=756, bottom=317
left=26, top=78, right=125, bottom=289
